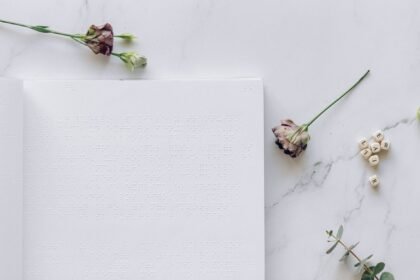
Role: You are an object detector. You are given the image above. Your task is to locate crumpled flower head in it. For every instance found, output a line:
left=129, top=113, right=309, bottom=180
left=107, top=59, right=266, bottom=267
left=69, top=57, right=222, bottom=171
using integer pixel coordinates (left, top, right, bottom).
left=272, top=119, right=310, bottom=158
left=85, top=23, right=114, bottom=56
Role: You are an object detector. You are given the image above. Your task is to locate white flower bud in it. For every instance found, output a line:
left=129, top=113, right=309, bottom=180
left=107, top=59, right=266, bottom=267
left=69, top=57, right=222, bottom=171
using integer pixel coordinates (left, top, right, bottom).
left=119, top=52, right=147, bottom=71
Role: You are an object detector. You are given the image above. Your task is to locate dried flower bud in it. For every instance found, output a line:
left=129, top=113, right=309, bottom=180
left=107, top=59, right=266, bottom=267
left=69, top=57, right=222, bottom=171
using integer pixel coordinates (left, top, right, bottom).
left=272, top=119, right=310, bottom=158
left=115, top=33, right=136, bottom=41
left=119, top=52, right=147, bottom=71
left=85, top=23, right=114, bottom=56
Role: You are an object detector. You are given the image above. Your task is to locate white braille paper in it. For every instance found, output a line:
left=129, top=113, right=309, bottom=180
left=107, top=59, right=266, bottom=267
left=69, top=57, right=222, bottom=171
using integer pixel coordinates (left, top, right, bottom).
left=20, top=79, right=264, bottom=280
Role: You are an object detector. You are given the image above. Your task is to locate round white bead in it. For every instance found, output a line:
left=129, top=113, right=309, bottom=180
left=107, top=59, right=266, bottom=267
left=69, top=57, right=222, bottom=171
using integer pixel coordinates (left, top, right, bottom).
left=360, top=148, right=372, bottom=159
left=381, top=139, right=390, bottom=151
left=368, top=155, right=379, bottom=166
left=369, top=175, right=380, bottom=187
left=358, top=138, right=369, bottom=150
left=373, top=130, right=385, bottom=142
left=370, top=142, right=381, bottom=154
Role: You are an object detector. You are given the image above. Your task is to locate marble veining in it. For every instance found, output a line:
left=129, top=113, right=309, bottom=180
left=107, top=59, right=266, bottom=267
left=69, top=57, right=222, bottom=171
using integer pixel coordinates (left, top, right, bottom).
left=0, top=0, right=419, bottom=279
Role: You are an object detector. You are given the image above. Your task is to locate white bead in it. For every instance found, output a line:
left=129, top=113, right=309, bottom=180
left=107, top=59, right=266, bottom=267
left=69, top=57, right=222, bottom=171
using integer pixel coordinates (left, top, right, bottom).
left=381, top=139, right=390, bottom=151
left=360, top=148, right=372, bottom=159
left=373, top=130, right=384, bottom=142
left=368, top=155, right=379, bottom=166
left=358, top=138, right=369, bottom=150
left=370, top=142, right=381, bottom=154
left=369, top=175, right=380, bottom=187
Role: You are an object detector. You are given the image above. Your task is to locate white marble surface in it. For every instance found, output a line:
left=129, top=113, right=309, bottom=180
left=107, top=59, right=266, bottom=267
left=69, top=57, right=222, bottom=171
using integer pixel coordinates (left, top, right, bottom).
left=0, top=0, right=419, bottom=279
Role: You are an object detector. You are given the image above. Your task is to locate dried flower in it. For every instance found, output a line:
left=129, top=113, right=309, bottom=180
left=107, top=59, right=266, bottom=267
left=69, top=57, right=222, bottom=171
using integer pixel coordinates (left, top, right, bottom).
left=0, top=18, right=147, bottom=71
left=273, top=70, right=370, bottom=158
left=85, top=23, right=114, bottom=56
left=116, top=52, right=147, bottom=71
left=272, top=120, right=309, bottom=158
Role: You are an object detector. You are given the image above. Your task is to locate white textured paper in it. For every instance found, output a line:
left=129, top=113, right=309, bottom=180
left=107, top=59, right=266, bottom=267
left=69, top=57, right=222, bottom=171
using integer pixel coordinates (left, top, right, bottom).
left=23, top=80, right=264, bottom=280
left=0, top=78, right=23, bottom=280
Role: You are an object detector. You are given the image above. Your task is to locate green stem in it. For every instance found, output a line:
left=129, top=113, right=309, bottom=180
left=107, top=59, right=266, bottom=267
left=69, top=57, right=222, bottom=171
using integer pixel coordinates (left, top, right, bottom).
left=0, top=19, right=84, bottom=39
left=305, top=70, right=370, bottom=129
left=328, top=232, right=379, bottom=280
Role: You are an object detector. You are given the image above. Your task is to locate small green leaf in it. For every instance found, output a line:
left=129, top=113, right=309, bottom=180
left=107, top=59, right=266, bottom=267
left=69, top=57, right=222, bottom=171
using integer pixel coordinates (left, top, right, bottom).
left=355, top=254, right=373, bottom=267
left=339, top=252, right=348, bottom=262
left=326, top=241, right=339, bottom=254
left=339, top=242, right=359, bottom=262
left=374, top=262, right=385, bottom=275
left=31, top=25, right=51, bottom=33
left=336, top=225, right=344, bottom=240
left=362, top=275, right=374, bottom=280
left=380, top=272, right=394, bottom=280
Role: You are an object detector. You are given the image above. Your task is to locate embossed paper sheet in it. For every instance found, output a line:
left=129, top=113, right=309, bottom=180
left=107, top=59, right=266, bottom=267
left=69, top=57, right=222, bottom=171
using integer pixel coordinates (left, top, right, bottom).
left=23, top=80, right=264, bottom=280
left=0, top=79, right=23, bottom=280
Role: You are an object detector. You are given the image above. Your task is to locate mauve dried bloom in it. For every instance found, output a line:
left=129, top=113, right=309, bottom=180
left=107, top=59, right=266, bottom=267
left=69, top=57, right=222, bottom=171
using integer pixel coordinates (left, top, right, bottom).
left=273, top=70, right=370, bottom=158
left=272, top=120, right=310, bottom=158
left=0, top=18, right=147, bottom=70
left=85, top=23, right=114, bottom=56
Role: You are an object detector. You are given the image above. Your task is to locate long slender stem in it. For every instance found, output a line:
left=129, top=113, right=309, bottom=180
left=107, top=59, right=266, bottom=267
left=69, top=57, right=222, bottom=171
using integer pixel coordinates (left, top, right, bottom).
left=0, top=19, right=83, bottom=39
left=306, top=70, right=370, bottom=128
left=0, top=19, right=29, bottom=29
left=329, top=233, right=379, bottom=280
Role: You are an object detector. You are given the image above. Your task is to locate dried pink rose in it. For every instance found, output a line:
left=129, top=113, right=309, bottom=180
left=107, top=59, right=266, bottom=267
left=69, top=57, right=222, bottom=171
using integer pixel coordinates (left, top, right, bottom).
left=272, top=120, right=309, bottom=158
left=273, top=70, right=370, bottom=158
left=0, top=19, right=148, bottom=71
left=85, top=23, right=114, bottom=56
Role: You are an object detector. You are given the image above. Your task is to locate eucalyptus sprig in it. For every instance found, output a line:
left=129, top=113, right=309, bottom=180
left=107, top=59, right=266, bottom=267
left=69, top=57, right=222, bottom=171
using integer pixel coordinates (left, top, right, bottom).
left=0, top=19, right=147, bottom=71
left=326, top=226, right=395, bottom=280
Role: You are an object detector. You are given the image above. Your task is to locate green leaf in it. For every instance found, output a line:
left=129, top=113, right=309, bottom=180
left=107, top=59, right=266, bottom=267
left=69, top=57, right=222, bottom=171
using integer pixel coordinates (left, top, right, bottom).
left=339, top=242, right=359, bottom=262
left=362, top=269, right=373, bottom=278
left=355, top=254, right=373, bottom=267
left=380, top=272, right=394, bottom=280
left=362, top=275, right=374, bottom=280
left=336, top=225, right=344, bottom=240
left=31, top=25, right=50, bottom=33
left=374, top=262, right=385, bottom=275
left=326, top=241, right=339, bottom=254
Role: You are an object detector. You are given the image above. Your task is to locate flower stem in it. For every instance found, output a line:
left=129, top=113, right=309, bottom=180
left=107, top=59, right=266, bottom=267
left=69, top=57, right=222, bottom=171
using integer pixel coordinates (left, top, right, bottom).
left=71, top=35, right=121, bottom=57
left=305, top=70, right=370, bottom=129
left=328, top=232, right=379, bottom=280
left=0, top=19, right=84, bottom=39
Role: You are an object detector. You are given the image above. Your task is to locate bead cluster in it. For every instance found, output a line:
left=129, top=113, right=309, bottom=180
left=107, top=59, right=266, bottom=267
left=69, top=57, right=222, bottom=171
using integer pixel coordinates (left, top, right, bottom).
left=358, top=130, right=390, bottom=188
